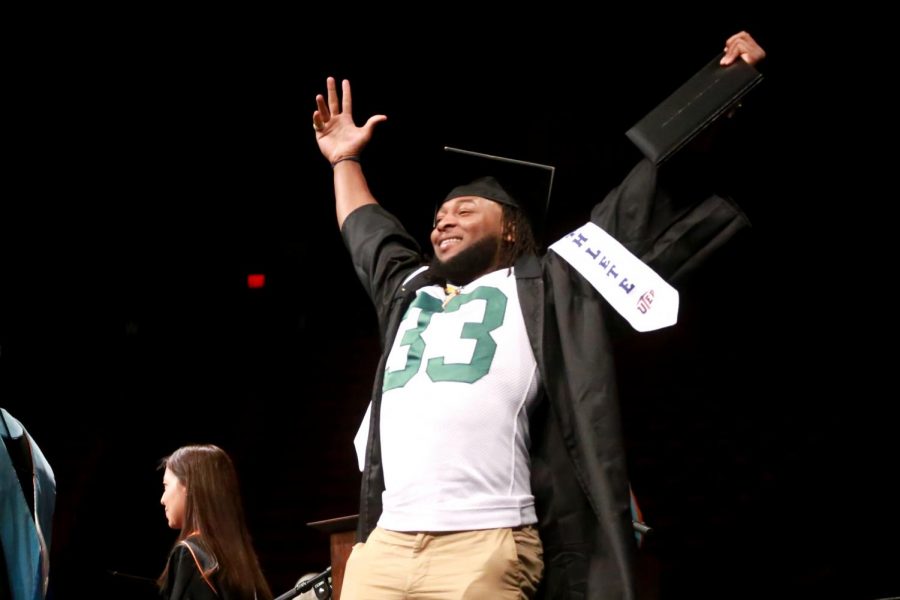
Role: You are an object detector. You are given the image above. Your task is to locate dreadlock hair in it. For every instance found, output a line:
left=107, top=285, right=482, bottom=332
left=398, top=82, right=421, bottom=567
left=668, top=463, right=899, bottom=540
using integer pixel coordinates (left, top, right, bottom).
left=497, top=203, right=538, bottom=269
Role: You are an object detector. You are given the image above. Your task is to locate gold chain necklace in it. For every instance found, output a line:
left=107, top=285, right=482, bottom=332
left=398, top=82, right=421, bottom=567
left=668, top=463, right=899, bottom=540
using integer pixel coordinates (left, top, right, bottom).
left=442, top=284, right=463, bottom=308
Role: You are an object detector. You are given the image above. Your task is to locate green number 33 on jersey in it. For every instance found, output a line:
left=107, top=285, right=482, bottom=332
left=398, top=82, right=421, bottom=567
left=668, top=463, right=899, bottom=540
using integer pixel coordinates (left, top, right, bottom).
left=383, top=287, right=507, bottom=391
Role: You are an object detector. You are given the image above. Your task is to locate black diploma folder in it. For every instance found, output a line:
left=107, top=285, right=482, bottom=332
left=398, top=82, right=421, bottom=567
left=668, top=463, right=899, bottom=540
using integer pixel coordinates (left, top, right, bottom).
left=626, top=53, right=763, bottom=164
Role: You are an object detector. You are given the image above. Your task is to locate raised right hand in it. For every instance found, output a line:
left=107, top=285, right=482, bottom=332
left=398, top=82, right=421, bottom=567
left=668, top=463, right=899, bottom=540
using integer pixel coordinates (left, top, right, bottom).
left=313, top=77, right=387, bottom=164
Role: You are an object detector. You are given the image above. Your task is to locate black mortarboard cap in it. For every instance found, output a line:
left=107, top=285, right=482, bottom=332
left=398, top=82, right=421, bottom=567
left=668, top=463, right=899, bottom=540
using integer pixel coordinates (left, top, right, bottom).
left=437, top=146, right=555, bottom=244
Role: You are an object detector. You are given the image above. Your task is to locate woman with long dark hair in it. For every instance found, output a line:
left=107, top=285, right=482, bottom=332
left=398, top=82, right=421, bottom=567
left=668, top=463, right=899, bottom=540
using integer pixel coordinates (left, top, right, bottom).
left=158, top=444, right=272, bottom=600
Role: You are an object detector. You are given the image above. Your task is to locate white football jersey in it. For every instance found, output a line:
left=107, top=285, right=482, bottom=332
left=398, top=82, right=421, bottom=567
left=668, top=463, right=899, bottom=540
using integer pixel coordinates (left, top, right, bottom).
left=379, top=267, right=541, bottom=532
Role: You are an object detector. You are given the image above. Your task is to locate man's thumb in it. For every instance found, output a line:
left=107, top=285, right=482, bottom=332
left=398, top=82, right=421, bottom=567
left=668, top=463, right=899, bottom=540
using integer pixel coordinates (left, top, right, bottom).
left=364, top=115, right=388, bottom=130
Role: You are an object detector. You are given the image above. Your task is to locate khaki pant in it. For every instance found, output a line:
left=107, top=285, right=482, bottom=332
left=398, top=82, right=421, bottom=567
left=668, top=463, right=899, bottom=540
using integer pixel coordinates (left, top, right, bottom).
left=341, top=526, right=544, bottom=599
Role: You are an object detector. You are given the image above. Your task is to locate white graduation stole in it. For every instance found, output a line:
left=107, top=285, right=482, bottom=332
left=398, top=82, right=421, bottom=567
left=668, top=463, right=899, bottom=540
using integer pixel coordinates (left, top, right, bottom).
left=550, top=222, right=679, bottom=332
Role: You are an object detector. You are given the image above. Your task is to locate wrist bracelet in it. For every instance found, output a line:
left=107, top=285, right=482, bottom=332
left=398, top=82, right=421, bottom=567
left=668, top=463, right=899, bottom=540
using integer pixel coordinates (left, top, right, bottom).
left=332, top=156, right=361, bottom=169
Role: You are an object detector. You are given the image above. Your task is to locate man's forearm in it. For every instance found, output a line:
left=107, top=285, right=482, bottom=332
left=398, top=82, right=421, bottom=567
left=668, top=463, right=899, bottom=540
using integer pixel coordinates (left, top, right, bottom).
left=334, top=161, right=378, bottom=229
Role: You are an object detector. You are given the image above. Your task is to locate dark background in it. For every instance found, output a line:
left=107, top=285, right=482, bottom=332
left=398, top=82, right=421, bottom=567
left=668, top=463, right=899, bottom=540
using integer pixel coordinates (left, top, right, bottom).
left=2, top=12, right=893, bottom=600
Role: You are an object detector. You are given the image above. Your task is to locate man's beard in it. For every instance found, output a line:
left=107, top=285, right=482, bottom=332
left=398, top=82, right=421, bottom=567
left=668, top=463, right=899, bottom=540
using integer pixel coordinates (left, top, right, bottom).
left=427, top=236, right=501, bottom=286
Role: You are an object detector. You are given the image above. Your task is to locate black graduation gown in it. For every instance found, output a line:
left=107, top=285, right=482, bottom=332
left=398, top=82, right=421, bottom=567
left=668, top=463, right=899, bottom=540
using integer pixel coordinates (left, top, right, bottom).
left=161, top=538, right=250, bottom=600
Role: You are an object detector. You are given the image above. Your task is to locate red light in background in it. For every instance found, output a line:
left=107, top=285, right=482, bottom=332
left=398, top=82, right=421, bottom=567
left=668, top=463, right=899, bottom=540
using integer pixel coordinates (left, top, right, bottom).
left=247, top=274, right=266, bottom=289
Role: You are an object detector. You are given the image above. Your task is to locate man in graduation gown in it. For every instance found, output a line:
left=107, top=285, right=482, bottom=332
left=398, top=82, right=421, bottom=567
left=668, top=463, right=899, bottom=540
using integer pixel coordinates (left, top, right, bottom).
left=312, top=32, right=765, bottom=600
